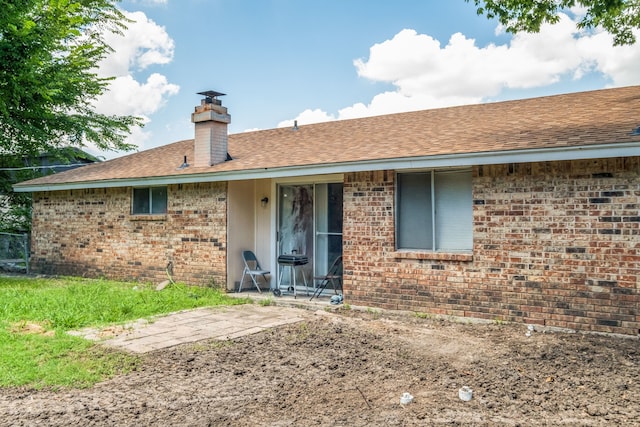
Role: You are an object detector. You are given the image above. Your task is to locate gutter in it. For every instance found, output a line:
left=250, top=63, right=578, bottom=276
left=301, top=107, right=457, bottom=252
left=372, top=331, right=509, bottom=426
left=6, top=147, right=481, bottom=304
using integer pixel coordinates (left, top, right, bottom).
left=13, top=142, right=640, bottom=192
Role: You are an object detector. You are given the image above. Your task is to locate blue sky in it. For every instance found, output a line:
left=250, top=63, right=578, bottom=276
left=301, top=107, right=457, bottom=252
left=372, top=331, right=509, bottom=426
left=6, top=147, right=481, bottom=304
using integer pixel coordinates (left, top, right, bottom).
left=92, top=0, right=640, bottom=157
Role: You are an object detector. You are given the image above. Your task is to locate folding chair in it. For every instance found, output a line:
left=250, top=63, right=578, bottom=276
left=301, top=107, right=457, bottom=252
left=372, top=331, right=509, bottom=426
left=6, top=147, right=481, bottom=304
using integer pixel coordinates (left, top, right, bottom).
left=310, top=255, right=342, bottom=301
left=239, top=250, right=270, bottom=293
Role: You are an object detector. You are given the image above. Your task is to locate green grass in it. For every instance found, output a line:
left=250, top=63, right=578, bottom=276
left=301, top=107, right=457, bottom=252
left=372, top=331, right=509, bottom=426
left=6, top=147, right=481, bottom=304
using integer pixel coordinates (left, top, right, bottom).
left=0, top=276, right=249, bottom=389
left=258, top=296, right=275, bottom=306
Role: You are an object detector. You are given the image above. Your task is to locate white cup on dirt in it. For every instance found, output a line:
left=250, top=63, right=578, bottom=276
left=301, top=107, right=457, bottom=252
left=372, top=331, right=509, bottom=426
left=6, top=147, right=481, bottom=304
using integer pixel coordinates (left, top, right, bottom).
left=459, top=386, right=473, bottom=401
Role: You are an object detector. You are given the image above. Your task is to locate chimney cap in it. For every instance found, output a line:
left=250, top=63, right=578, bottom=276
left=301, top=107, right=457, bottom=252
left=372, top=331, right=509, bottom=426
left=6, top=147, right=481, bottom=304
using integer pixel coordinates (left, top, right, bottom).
left=198, top=90, right=226, bottom=99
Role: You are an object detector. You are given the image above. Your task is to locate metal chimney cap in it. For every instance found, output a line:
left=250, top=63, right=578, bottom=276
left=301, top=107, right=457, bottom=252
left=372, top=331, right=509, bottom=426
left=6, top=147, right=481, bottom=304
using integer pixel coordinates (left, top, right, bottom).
left=197, top=90, right=226, bottom=98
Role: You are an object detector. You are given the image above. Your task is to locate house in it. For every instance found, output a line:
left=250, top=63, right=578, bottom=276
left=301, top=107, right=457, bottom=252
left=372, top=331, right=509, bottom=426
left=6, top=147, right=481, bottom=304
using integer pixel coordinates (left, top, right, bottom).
left=1, top=147, right=101, bottom=226
left=14, top=87, right=640, bottom=335
left=0, top=148, right=100, bottom=271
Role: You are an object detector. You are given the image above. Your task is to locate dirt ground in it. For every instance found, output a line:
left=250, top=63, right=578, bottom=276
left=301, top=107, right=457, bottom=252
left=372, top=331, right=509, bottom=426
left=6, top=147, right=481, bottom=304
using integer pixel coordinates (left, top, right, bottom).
left=1, top=308, right=638, bottom=426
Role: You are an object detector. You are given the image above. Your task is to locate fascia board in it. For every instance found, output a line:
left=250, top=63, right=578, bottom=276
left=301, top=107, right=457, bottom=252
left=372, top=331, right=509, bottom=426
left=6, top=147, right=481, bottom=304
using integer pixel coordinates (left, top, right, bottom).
left=13, top=142, right=640, bottom=192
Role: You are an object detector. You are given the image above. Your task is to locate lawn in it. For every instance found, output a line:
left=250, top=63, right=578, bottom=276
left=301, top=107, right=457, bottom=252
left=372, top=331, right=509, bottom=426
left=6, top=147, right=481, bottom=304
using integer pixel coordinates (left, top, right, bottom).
left=0, top=276, right=248, bottom=389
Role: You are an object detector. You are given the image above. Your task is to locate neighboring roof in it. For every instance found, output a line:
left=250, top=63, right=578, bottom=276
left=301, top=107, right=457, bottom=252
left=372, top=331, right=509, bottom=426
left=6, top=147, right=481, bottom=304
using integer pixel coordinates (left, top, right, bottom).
left=15, top=85, right=640, bottom=191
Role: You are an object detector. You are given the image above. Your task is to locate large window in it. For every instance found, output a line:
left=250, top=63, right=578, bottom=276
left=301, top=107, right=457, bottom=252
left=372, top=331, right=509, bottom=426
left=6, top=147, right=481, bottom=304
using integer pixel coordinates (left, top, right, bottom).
left=396, top=169, right=472, bottom=251
left=132, top=187, right=167, bottom=215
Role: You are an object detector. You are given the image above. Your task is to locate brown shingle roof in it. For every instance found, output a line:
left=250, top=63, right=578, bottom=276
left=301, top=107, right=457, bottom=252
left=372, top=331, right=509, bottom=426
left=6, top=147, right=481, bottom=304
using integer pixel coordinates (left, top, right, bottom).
left=15, top=85, right=640, bottom=189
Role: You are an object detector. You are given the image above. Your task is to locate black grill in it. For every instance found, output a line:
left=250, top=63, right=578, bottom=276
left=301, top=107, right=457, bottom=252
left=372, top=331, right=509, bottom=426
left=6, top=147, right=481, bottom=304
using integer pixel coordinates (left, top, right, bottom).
left=277, top=254, right=309, bottom=266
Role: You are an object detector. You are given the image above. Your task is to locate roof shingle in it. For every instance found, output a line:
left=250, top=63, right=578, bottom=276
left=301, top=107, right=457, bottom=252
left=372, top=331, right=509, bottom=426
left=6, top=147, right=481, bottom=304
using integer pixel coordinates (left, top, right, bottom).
left=15, top=85, right=640, bottom=188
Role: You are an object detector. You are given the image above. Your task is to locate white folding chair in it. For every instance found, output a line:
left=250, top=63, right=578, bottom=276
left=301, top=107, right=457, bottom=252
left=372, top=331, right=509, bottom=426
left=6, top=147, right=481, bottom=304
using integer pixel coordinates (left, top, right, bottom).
left=239, top=250, right=270, bottom=292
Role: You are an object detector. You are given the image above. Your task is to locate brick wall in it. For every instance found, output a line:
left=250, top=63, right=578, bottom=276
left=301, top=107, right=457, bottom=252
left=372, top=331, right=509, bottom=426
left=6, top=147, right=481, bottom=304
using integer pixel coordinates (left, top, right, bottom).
left=30, top=182, right=227, bottom=286
left=343, top=158, right=640, bottom=335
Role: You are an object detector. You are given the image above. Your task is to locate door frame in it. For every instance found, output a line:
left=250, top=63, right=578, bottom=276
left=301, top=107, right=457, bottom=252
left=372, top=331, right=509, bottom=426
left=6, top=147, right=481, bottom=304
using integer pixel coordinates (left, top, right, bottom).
left=273, top=175, right=343, bottom=292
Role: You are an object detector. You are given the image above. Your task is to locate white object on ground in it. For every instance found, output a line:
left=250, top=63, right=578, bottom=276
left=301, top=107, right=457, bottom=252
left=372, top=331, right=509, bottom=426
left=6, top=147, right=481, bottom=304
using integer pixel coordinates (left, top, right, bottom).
left=400, top=392, right=414, bottom=405
left=459, top=386, right=473, bottom=401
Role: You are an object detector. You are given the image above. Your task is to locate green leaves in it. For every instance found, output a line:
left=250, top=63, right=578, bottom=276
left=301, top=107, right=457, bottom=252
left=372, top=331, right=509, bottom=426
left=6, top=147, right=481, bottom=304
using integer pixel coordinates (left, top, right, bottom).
left=467, top=0, right=640, bottom=46
left=0, top=0, right=141, bottom=157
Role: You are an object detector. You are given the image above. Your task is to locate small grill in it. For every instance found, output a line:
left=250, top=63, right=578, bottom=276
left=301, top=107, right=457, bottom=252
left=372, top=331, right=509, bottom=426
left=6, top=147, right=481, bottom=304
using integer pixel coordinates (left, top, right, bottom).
left=275, top=254, right=309, bottom=298
left=277, top=254, right=309, bottom=266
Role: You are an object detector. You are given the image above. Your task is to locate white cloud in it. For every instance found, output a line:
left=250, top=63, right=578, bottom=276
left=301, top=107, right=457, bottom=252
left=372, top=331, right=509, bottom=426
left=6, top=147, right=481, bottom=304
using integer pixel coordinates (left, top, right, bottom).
left=99, top=11, right=175, bottom=77
left=354, top=16, right=590, bottom=104
left=339, top=91, right=482, bottom=120
left=579, top=32, right=640, bottom=86
left=89, top=10, right=179, bottom=155
left=290, top=13, right=640, bottom=124
left=277, top=109, right=337, bottom=128
left=93, top=73, right=179, bottom=116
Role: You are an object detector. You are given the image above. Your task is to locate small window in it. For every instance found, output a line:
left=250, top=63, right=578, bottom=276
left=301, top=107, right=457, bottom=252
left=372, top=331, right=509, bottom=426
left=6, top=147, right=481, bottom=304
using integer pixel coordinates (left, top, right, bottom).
left=132, top=187, right=167, bottom=215
left=396, top=170, right=472, bottom=251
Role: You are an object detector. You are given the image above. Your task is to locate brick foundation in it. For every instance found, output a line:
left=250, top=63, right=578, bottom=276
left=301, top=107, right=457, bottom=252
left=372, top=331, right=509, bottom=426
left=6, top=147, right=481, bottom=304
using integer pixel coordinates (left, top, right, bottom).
left=30, top=182, right=227, bottom=286
left=343, top=158, right=640, bottom=335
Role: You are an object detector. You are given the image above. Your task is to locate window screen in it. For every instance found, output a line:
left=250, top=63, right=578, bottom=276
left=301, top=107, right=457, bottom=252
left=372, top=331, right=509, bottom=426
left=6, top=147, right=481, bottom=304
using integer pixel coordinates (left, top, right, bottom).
left=397, top=173, right=432, bottom=250
left=396, top=170, right=472, bottom=251
left=132, top=187, right=167, bottom=215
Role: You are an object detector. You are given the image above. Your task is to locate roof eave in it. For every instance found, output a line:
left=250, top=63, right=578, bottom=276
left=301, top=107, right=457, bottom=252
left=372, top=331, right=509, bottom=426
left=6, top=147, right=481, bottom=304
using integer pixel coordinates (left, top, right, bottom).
left=13, top=142, right=640, bottom=192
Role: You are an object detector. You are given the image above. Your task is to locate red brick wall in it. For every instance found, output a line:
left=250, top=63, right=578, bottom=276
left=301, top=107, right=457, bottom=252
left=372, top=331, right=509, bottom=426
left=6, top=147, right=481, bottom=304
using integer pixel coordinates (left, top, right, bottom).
left=30, top=182, right=227, bottom=286
left=343, top=158, right=640, bottom=335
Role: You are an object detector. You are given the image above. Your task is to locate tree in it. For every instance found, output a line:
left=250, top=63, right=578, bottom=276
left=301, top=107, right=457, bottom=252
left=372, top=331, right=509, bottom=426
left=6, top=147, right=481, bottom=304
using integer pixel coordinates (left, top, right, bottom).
left=0, top=148, right=99, bottom=232
left=0, top=0, right=142, bottom=157
left=467, top=0, right=640, bottom=45
left=0, top=158, right=37, bottom=233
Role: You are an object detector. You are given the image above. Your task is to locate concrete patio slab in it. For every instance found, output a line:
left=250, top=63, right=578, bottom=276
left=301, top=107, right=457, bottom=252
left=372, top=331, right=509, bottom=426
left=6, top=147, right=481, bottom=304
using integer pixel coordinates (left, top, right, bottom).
left=70, top=304, right=311, bottom=354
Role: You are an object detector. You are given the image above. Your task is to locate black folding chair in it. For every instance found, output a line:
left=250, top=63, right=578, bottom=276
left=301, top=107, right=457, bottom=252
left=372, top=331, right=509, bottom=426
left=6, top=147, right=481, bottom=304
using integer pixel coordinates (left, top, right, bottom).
left=310, top=255, right=342, bottom=301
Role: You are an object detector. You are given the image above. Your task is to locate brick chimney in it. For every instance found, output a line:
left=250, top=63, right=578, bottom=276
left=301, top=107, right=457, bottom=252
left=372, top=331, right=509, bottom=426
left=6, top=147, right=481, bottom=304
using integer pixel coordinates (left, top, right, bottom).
left=191, top=91, right=231, bottom=167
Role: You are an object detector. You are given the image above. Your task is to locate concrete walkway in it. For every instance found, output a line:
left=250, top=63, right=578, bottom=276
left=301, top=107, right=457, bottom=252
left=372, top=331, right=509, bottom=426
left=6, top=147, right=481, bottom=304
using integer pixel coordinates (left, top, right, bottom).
left=69, top=304, right=310, bottom=354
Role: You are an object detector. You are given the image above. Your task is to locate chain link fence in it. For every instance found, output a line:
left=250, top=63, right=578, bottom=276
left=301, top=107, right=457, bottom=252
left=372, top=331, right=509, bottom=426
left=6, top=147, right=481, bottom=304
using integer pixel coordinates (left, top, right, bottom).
left=0, top=232, right=29, bottom=274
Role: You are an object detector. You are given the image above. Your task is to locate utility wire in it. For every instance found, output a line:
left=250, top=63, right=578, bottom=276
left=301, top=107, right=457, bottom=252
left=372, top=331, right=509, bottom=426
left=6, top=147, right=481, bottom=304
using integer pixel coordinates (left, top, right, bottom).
left=0, top=163, right=91, bottom=171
